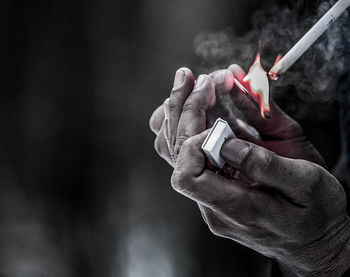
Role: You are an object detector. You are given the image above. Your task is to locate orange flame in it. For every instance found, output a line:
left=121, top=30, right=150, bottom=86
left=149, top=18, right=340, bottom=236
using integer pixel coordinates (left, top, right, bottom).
left=233, top=44, right=271, bottom=119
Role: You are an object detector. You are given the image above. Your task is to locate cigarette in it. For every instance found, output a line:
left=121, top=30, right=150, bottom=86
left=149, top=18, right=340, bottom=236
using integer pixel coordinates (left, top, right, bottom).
left=269, top=0, right=350, bottom=80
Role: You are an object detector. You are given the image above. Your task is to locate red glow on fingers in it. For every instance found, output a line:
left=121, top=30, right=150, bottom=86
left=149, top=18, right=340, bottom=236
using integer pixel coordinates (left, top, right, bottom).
left=225, top=71, right=235, bottom=92
left=209, top=71, right=234, bottom=108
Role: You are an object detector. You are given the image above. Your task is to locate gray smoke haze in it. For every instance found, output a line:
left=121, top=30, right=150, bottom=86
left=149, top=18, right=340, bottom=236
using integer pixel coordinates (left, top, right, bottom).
left=194, top=0, right=349, bottom=120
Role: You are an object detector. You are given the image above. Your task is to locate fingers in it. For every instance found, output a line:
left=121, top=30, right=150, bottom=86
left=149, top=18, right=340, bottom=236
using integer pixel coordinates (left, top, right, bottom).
left=172, top=129, right=290, bottom=232
left=209, top=69, right=234, bottom=94
left=207, top=69, right=234, bottom=124
left=168, top=68, right=195, bottom=160
left=221, top=138, right=320, bottom=198
left=228, top=64, right=303, bottom=139
left=234, top=119, right=261, bottom=142
left=174, top=75, right=215, bottom=158
left=149, top=104, right=165, bottom=134
left=171, top=130, right=250, bottom=209
left=163, top=98, right=170, bottom=148
left=208, top=70, right=262, bottom=143
left=154, top=121, right=173, bottom=166
left=150, top=100, right=172, bottom=166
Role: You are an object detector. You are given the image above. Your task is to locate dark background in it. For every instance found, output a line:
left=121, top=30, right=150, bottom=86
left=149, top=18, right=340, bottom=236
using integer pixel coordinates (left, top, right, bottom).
left=0, top=1, right=341, bottom=276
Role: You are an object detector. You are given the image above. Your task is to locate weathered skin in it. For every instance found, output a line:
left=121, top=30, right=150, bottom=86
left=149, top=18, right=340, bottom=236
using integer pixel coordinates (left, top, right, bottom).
left=149, top=66, right=350, bottom=276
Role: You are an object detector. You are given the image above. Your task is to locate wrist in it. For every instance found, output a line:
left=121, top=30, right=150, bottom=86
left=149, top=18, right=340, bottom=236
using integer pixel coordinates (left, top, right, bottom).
left=326, top=224, right=350, bottom=277
left=281, top=216, right=350, bottom=277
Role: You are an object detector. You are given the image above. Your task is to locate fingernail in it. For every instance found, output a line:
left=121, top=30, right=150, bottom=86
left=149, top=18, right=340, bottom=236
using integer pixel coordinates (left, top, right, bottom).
left=221, top=139, right=251, bottom=166
left=214, top=70, right=226, bottom=84
left=193, top=75, right=207, bottom=91
left=173, top=69, right=185, bottom=90
left=163, top=98, right=169, bottom=120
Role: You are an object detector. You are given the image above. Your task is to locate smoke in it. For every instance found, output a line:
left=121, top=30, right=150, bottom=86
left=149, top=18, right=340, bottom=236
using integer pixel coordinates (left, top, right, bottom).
left=194, top=0, right=349, bottom=120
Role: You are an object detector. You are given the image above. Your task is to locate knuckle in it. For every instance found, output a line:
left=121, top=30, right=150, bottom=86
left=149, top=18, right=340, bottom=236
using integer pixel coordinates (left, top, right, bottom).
left=171, top=170, right=189, bottom=192
left=182, top=81, right=214, bottom=114
left=149, top=114, right=159, bottom=134
left=182, top=135, right=194, bottom=148
left=168, top=99, right=179, bottom=113
left=297, top=161, right=324, bottom=199
left=174, top=135, right=191, bottom=155
left=163, top=97, right=170, bottom=106
left=154, top=135, right=163, bottom=156
left=149, top=105, right=164, bottom=134
left=206, top=217, right=226, bottom=237
left=311, top=165, right=345, bottom=199
left=251, top=150, right=275, bottom=178
left=170, top=171, right=180, bottom=191
left=209, top=70, right=221, bottom=78
left=182, top=101, right=198, bottom=113
left=149, top=117, right=156, bottom=132
left=208, top=224, right=222, bottom=237
left=182, top=101, right=206, bottom=117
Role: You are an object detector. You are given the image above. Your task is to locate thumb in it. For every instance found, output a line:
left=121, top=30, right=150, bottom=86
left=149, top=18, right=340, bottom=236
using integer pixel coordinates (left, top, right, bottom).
left=220, top=138, right=317, bottom=196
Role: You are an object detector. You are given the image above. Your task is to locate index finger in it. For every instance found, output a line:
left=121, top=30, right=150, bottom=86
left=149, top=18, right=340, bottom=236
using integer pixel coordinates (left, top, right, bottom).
left=173, top=74, right=216, bottom=158
left=168, top=68, right=195, bottom=160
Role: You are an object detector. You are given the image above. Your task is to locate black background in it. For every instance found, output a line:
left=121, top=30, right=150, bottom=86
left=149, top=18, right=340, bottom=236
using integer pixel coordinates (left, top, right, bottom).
left=0, top=1, right=341, bottom=276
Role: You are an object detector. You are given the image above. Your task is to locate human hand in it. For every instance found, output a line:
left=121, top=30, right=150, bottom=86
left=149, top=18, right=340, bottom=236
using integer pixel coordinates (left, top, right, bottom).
left=226, top=64, right=325, bottom=167
left=149, top=67, right=263, bottom=167
left=150, top=65, right=325, bottom=169
left=149, top=66, right=349, bottom=276
left=171, top=130, right=350, bottom=277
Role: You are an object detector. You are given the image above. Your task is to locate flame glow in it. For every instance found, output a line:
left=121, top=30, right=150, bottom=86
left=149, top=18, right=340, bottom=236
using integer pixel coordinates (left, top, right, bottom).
left=234, top=45, right=272, bottom=119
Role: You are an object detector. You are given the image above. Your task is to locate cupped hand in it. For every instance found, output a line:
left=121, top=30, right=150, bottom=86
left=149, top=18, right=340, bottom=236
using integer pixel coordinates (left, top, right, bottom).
left=171, top=130, right=350, bottom=277
left=149, top=67, right=267, bottom=167
left=149, top=67, right=350, bottom=276
left=227, top=64, right=325, bottom=167
left=150, top=65, right=325, bottom=168
left=149, top=67, right=217, bottom=166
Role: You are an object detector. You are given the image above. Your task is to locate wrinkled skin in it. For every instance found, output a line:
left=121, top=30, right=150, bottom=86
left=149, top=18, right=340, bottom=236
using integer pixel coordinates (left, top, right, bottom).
left=150, top=65, right=324, bottom=168
left=149, top=66, right=350, bottom=276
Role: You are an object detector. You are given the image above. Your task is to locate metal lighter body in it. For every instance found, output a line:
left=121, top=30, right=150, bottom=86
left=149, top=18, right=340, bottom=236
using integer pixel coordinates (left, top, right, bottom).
left=201, top=118, right=236, bottom=169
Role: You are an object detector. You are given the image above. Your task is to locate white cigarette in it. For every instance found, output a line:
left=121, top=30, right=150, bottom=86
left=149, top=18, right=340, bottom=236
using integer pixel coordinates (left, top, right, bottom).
left=269, top=0, right=350, bottom=79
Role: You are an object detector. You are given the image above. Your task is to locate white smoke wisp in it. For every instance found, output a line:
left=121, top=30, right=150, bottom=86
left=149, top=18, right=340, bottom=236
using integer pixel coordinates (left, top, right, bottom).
left=194, top=0, right=349, bottom=120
